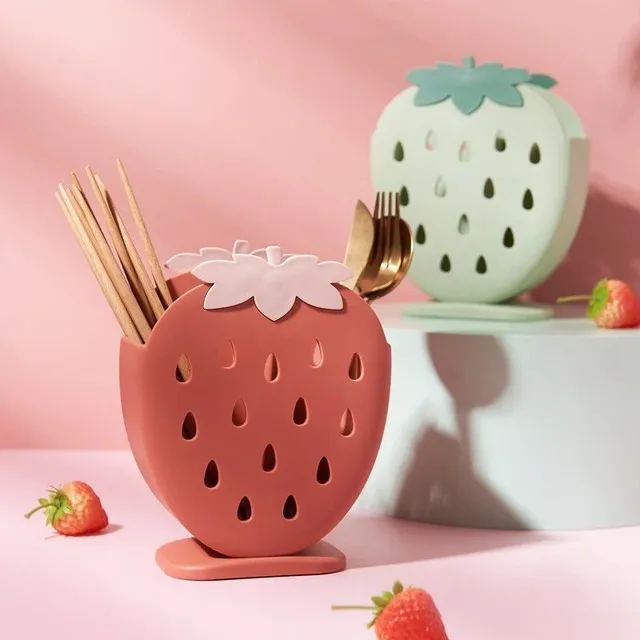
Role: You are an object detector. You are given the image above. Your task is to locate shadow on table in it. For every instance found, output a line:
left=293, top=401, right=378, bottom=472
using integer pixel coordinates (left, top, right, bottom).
left=333, top=334, right=548, bottom=569
left=329, top=513, right=546, bottom=570
left=44, top=523, right=124, bottom=540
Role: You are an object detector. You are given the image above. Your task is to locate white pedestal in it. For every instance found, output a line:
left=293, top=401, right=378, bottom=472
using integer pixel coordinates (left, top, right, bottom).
left=356, top=303, right=640, bottom=531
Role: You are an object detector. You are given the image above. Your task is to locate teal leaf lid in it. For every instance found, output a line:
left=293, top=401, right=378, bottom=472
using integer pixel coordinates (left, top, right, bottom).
left=406, top=56, right=557, bottom=115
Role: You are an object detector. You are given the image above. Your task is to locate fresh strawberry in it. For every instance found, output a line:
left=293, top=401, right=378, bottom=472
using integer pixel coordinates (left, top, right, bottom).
left=24, top=481, right=109, bottom=536
left=557, top=278, right=640, bottom=328
left=332, top=581, right=449, bottom=640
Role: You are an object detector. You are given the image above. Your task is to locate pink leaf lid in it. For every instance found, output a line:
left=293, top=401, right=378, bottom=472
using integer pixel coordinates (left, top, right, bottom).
left=191, top=243, right=353, bottom=321
left=164, top=240, right=295, bottom=274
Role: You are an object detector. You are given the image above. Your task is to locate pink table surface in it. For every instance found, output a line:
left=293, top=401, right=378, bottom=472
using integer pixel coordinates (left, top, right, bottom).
left=2, top=450, right=640, bottom=640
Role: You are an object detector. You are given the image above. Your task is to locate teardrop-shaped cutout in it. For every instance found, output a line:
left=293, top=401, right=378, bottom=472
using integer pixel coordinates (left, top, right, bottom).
left=415, top=224, right=426, bottom=245
left=425, top=130, right=436, bottom=150
left=440, top=254, right=451, bottom=273
left=483, top=178, right=495, bottom=199
left=393, top=142, right=404, bottom=161
left=529, top=143, right=541, bottom=164
left=204, top=460, right=219, bottom=488
left=312, top=339, right=323, bottom=367
left=458, top=214, right=470, bottom=235
left=237, top=496, right=252, bottom=521
left=476, top=256, right=488, bottom=274
left=181, top=412, right=197, bottom=440
left=221, top=340, right=236, bottom=369
left=348, top=353, right=364, bottom=381
left=293, top=397, right=308, bottom=425
left=316, top=457, right=331, bottom=484
left=434, top=177, right=447, bottom=198
left=340, top=408, right=355, bottom=437
left=495, top=133, right=507, bottom=152
left=262, top=444, right=277, bottom=472
left=503, top=227, right=515, bottom=248
left=175, top=355, right=192, bottom=382
left=523, top=189, right=534, bottom=210
left=399, top=186, right=409, bottom=207
left=458, top=142, right=470, bottom=162
left=232, top=399, right=248, bottom=427
left=264, top=353, right=279, bottom=382
left=220, top=340, right=238, bottom=369
left=283, top=494, right=298, bottom=520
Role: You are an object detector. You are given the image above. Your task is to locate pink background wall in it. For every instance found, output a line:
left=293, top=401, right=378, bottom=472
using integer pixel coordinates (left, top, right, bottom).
left=0, top=0, right=638, bottom=449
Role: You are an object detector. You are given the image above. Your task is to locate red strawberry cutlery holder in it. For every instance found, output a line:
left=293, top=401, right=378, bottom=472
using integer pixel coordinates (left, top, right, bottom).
left=119, top=248, right=392, bottom=580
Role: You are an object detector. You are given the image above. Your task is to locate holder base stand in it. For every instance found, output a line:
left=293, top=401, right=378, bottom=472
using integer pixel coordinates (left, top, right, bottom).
left=403, top=301, right=553, bottom=322
left=155, top=538, right=347, bottom=581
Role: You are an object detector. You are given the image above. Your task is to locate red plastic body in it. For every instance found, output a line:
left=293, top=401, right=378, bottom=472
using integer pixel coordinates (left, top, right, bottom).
left=119, top=273, right=391, bottom=579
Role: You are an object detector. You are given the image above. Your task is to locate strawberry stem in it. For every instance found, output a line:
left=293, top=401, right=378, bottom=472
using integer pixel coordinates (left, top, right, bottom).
left=24, top=504, right=50, bottom=519
left=331, top=605, right=376, bottom=611
left=557, top=295, right=590, bottom=303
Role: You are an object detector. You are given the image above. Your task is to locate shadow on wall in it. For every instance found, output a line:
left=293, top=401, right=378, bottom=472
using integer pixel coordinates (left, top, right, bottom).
left=623, top=25, right=640, bottom=90
left=392, top=334, right=539, bottom=532
left=533, top=183, right=640, bottom=302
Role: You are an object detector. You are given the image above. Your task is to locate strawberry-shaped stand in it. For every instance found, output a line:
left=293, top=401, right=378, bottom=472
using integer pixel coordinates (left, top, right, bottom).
left=371, top=56, right=590, bottom=320
left=120, top=242, right=391, bottom=580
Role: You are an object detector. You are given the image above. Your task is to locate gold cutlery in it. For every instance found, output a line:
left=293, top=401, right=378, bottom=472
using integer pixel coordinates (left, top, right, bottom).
left=341, top=200, right=375, bottom=290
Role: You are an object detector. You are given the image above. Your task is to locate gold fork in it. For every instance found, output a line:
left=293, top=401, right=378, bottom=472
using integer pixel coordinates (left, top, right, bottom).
left=356, top=192, right=412, bottom=302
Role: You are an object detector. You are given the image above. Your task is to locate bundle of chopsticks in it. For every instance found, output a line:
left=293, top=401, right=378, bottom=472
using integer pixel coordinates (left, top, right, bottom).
left=55, top=161, right=190, bottom=378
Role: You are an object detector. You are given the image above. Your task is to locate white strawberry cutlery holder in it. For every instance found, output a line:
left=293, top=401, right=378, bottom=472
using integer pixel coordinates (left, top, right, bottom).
left=120, top=241, right=391, bottom=580
left=371, top=56, right=590, bottom=321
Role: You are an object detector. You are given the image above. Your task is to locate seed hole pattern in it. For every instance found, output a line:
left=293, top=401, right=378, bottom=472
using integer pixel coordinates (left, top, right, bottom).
left=204, top=460, right=220, bottom=488
left=529, top=143, right=541, bottom=164
left=399, top=186, right=410, bottom=207
left=175, top=355, right=192, bottom=382
left=264, top=353, right=279, bottom=382
left=394, top=142, right=404, bottom=161
left=262, top=444, right=277, bottom=472
left=495, top=134, right=507, bottom=152
left=316, top=457, right=331, bottom=485
left=440, top=254, right=451, bottom=273
left=458, top=214, right=470, bottom=235
left=181, top=412, right=197, bottom=440
left=293, top=397, right=308, bottom=425
left=415, top=224, right=426, bottom=245
left=222, top=340, right=237, bottom=369
left=340, top=409, right=355, bottom=437
left=483, top=179, right=495, bottom=199
left=476, top=256, right=488, bottom=274
left=348, top=353, right=364, bottom=381
left=425, top=130, right=436, bottom=150
left=503, top=227, right=515, bottom=248
left=458, top=142, right=470, bottom=162
left=283, top=495, right=298, bottom=520
left=312, top=339, right=323, bottom=367
left=523, top=189, right=534, bottom=210
left=237, top=497, right=252, bottom=521
left=434, top=177, right=447, bottom=198
left=232, top=399, right=248, bottom=427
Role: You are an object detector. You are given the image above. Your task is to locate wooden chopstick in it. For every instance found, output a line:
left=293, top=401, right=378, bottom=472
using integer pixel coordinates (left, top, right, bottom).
left=56, top=190, right=142, bottom=343
left=95, top=173, right=191, bottom=379
left=116, top=159, right=174, bottom=309
left=58, top=163, right=190, bottom=378
left=95, top=175, right=164, bottom=324
left=85, top=166, right=154, bottom=323
left=65, top=184, right=151, bottom=340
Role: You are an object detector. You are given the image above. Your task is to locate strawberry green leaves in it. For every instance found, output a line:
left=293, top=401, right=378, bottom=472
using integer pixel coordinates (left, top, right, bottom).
left=587, top=279, right=611, bottom=318
left=191, top=245, right=352, bottom=321
left=407, top=56, right=558, bottom=115
left=24, top=486, right=73, bottom=526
